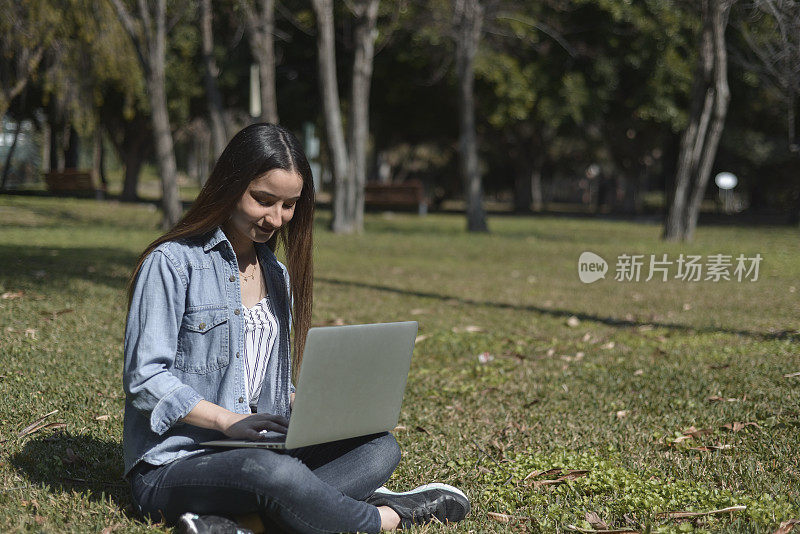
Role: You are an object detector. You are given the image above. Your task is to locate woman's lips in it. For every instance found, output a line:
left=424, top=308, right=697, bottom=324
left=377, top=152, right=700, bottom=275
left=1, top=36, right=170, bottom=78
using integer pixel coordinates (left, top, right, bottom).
left=257, top=224, right=276, bottom=234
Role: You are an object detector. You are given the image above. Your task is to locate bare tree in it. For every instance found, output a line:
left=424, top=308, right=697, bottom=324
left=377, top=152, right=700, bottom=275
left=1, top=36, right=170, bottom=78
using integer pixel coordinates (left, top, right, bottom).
left=664, top=0, right=733, bottom=241
left=110, top=0, right=182, bottom=228
left=240, top=0, right=279, bottom=124
left=312, top=0, right=379, bottom=234
left=454, top=0, right=489, bottom=232
left=736, top=0, right=800, bottom=223
left=201, top=0, right=228, bottom=160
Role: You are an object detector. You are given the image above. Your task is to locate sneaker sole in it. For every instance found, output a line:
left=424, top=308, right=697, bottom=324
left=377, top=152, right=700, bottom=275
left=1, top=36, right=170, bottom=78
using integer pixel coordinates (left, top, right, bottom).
left=372, top=482, right=469, bottom=502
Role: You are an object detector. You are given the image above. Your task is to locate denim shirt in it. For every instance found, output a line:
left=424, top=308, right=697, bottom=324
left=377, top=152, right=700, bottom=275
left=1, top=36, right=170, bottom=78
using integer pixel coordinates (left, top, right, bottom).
left=122, top=226, right=294, bottom=477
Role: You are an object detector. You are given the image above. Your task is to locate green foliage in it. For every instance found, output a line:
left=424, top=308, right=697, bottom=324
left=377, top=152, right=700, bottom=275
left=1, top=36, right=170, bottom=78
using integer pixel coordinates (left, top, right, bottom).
left=477, top=449, right=797, bottom=531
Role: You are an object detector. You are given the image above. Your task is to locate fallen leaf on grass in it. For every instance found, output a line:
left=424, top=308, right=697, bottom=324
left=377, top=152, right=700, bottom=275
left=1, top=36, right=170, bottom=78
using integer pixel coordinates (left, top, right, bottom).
left=721, top=421, right=759, bottom=432
left=784, top=372, right=800, bottom=378
left=601, top=341, right=616, bottom=349
left=774, top=519, right=800, bottom=534
left=414, top=426, right=429, bottom=434
left=414, top=334, right=430, bottom=344
left=65, top=447, right=84, bottom=465
left=709, top=363, right=730, bottom=370
left=566, top=525, right=640, bottom=533
left=487, top=512, right=530, bottom=523
left=18, top=410, right=59, bottom=437
left=688, top=444, right=733, bottom=452
left=452, top=325, right=483, bottom=333
left=633, top=369, right=644, bottom=376
left=566, top=316, right=580, bottom=327
left=656, top=505, right=746, bottom=519
left=615, top=410, right=629, bottom=418
left=707, top=395, right=739, bottom=402
left=40, top=308, right=74, bottom=321
left=585, top=511, right=609, bottom=530
left=392, top=425, right=407, bottom=432
left=1, top=290, right=24, bottom=299
left=101, top=523, right=125, bottom=534
left=95, top=415, right=111, bottom=421
left=24, top=328, right=37, bottom=339
left=682, top=426, right=713, bottom=439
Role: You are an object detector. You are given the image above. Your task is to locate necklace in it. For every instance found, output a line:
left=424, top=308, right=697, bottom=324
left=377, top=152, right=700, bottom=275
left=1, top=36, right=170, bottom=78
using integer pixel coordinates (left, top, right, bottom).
left=240, top=262, right=258, bottom=282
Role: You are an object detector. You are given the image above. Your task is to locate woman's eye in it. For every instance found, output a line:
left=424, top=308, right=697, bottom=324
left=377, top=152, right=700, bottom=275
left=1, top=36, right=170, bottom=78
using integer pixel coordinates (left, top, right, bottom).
left=284, top=204, right=296, bottom=210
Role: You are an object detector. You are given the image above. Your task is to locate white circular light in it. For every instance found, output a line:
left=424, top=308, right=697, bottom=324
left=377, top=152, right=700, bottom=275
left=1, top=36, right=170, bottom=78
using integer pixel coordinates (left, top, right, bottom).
left=715, top=172, right=738, bottom=190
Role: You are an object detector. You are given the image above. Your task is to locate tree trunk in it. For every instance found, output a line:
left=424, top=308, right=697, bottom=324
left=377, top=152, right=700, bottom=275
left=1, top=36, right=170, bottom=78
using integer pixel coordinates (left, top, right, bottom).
left=0, top=117, right=21, bottom=190
left=664, top=0, right=731, bottom=241
left=148, top=1, right=181, bottom=227
left=513, top=165, right=532, bottom=213
left=110, top=0, right=181, bottom=227
left=241, top=0, right=279, bottom=124
left=312, top=0, right=353, bottom=233
left=684, top=0, right=731, bottom=240
left=531, top=164, right=544, bottom=212
left=64, top=125, right=80, bottom=169
left=201, top=0, right=228, bottom=158
left=93, top=127, right=107, bottom=194
left=454, top=0, right=488, bottom=232
left=347, top=0, right=379, bottom=232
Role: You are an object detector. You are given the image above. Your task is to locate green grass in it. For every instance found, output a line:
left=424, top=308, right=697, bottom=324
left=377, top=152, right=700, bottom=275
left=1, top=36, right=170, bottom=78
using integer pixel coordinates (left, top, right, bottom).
left=0, top=195, right=798, bottom=533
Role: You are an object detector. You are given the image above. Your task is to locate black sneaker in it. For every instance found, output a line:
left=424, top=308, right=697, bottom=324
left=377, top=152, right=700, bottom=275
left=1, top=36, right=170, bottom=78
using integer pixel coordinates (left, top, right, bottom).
left=366, top=483, right=471, bottom=528
left=175, top=513, right=254, bottom=534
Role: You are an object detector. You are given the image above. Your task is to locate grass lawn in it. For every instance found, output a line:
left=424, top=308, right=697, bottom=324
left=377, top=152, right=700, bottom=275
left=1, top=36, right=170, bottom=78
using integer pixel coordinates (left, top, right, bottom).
left=0, top=195, right=798, bottom=533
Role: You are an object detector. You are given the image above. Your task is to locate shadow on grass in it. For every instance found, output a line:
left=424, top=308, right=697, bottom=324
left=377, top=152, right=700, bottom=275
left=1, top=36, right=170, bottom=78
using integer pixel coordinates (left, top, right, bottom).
left=317, top=276, right=800, bottom=342
left=0, top=244, right=138, bottom=292
left=9, top=431, right=135, bottom=515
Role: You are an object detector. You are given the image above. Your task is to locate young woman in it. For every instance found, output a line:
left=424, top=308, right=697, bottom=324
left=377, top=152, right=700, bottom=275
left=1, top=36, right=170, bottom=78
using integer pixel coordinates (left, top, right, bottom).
left=123, top=123, right=470, bottom=534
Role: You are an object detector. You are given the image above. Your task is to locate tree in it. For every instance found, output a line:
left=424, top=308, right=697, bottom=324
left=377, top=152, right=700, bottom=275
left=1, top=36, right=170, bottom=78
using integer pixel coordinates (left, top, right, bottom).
left=734, top=0, right=800, bottom=223
left=454, top=0, right=489, bottom=232
left=110, top=0, right=183, bottom=228
left=664, top=0, right=733, bottom=241
left=312, top=0, right=379, bottom=234
left=201, top=0, right=228, bottom=159
left=239, top=0, right=279, bottom=124
left=0, top=2, right=59, bottom=123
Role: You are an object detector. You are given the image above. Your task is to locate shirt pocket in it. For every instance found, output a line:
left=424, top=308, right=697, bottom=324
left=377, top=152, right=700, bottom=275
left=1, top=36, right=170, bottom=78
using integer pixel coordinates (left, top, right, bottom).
left=175, top=307, right=230, bottom=373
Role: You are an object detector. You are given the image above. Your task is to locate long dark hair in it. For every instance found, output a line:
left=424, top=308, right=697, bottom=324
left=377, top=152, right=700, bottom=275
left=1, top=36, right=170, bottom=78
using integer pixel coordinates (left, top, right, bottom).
left=126, top=123, right=315, bottom=376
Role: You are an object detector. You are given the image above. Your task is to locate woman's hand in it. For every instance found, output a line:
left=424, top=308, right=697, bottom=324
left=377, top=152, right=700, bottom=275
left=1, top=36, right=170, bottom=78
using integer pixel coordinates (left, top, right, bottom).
left=221, top=412, right=290, bottom=440
left=290, top=392, right=295, bottom=410
left=181, top=400, right=289, bottom=440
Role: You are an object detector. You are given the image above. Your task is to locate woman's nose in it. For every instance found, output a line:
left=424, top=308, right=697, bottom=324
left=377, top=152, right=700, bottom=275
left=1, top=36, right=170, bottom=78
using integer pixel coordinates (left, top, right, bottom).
left=264, top=205, right=282, bottom=228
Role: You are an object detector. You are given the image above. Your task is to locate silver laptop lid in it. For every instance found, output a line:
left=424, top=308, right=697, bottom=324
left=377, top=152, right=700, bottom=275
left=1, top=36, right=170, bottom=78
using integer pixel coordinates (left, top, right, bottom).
left=284, top=321, right=418, bottom=449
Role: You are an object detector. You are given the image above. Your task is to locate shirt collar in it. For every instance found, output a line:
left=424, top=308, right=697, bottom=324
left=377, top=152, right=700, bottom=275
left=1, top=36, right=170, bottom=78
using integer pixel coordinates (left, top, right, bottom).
left=202, top=226, right=229, bottom=252
left=201, top=225, right=278, bottom=263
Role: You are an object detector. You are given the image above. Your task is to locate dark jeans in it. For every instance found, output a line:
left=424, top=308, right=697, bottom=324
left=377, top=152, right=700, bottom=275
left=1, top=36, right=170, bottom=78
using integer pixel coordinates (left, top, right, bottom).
left=129, top=432, right=401, bottom=534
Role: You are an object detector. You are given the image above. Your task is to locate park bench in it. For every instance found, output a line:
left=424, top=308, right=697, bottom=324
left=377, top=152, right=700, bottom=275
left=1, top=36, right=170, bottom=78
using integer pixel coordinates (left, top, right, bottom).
left=364, top=179, right=427, bottom=215
left=44, top=169, right=104, bottom=198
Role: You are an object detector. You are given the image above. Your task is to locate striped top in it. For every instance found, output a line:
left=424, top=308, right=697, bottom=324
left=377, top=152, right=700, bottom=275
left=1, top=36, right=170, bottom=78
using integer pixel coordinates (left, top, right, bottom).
left=242, top=294, right=279, bottom=408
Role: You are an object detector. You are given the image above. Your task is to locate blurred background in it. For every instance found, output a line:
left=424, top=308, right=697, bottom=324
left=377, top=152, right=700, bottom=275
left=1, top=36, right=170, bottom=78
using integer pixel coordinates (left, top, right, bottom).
left=1, top=0, right=798, bottom=237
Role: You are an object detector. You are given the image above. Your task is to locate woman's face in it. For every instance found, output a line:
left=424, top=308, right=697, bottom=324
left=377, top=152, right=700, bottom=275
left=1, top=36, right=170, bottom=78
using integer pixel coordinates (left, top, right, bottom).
left=227, top=168, right=304, bottom=244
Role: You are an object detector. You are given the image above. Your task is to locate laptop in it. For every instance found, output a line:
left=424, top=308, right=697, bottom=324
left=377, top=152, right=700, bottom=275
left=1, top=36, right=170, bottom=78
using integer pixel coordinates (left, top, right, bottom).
left=201, top=320, right=418, bottom=450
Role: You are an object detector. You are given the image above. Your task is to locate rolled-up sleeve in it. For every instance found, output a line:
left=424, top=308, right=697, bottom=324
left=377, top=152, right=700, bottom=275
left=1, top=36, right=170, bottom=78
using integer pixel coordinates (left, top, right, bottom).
left=123, top=249, right=203, bottom=435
